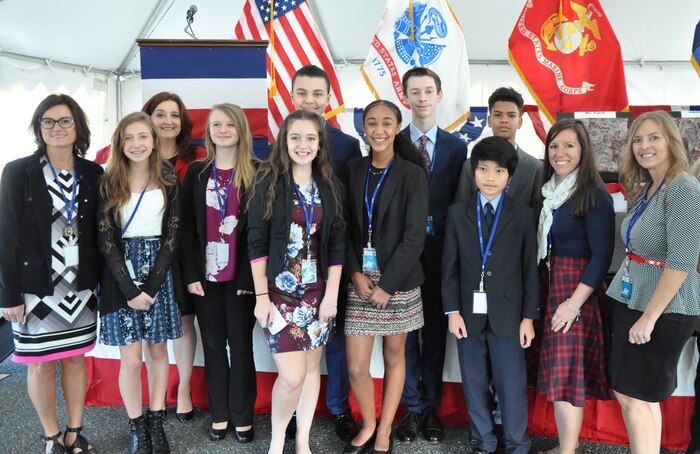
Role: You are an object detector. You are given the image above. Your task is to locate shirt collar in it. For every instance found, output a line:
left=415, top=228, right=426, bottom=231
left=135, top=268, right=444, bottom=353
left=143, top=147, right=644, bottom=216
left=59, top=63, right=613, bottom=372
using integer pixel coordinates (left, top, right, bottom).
left=479, top=192, right=503, bottom=210
left=409, top=123, right=438, bottom=145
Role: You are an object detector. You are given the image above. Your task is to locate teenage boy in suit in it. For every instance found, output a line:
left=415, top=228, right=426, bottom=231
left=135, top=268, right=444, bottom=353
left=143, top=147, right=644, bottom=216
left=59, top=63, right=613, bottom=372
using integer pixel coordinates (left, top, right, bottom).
left=457, top=87, right=543, bottom=210
left=285, top=65, right=362, bottom=442
left=442, top=136, right=539, bottom=454
left=397, top=67, right=467, bottom=444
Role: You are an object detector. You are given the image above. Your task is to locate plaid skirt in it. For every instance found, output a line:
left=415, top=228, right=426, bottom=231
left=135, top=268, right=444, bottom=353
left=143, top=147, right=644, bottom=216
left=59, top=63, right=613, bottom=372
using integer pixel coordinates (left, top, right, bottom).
left=537, top=256, right=613, bottom=406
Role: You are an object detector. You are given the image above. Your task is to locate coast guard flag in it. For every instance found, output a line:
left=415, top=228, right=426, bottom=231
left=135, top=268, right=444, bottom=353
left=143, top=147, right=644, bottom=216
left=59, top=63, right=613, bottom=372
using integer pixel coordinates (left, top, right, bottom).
left=360, top=0, right=470, bottom=132
left=693, top=21, right=700, bottom=77
left=234, top=0, right=345, bottom=140
left=508, top=0, right=628, bottom=123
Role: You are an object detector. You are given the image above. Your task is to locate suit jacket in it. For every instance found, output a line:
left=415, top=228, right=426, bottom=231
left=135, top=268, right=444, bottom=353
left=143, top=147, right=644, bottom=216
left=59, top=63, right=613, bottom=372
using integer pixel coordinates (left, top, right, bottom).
left=247, top=171, right=345, bottom=281
left=344, top=154, right=428, bottom=294
left=442, top=193, right=539, bottom=337
left=0, top=154, right=103, bottom=308
left=180, top=160, right=254, bottom=292
left=457, top=144, right=543, bottom=211
left=401, top=126, right=467, bottom=273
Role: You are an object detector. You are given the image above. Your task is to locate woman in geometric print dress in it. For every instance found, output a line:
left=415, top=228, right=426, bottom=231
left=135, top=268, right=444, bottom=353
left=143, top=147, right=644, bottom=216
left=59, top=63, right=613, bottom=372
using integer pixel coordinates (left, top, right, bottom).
left=97, top=112, right=182, bottom=454
left=0, top=94, right=102, bottom=454
left=535, top=119, right=615, bottom=454
left=180, top=104, right=258, bottom=443
left=247, top=110, right=345, bottom=454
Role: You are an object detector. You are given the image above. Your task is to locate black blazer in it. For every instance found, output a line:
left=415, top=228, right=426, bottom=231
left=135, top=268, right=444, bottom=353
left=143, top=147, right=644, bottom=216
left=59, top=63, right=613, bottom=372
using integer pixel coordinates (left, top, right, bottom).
left=0, top=154, right=103, bottom=308
left=247, top=171, right=345, bottom=281
left=97, top=169, right=181, bottom=314
left=180, top=160, right=253, bottom=292
left=400, top=126, right=467, bottom=273
left=442, top=193, right=540, bottom=337
left=344, top=154, right=428, bottom=294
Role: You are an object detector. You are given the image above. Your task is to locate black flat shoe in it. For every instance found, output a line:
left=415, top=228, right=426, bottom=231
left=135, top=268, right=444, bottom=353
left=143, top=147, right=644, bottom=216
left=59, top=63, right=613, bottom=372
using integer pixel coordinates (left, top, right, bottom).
left=175, top=410, right=194, bottom=422
left=209, top=426, right=227, bottom=441
left=343, top=428, right=376, bottom=454
left=234, top=427, right=255, bottom=444
left=371, top=434, right=394, bottom=454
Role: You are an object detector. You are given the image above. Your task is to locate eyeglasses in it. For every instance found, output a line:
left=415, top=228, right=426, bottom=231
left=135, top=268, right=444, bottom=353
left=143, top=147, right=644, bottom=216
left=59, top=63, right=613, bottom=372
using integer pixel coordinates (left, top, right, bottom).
left=40, top=117, right=75, bottom=129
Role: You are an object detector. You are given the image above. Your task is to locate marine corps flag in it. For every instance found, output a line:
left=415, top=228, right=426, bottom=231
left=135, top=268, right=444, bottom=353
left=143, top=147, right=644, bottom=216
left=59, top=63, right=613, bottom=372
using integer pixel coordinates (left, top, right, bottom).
left=361, top=0, right=470, bottom=132
left=508, top=0, right=628, bottom=123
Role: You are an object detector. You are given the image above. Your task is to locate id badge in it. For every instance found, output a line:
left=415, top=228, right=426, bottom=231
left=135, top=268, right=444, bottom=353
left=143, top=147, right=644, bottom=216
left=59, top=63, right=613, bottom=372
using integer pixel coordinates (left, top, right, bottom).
left=362, top=247, right=378, bottom=272
left=64, top=245, right=79, bottom=267
left=125, top=260, right=143, bottom=286
left=267, top=303, right=288, bottom=335
left=216, top=243, right=229, bottom=265
left=301, top=259, right=317, bottom=284
left=426, top=216, right=434, bottom=235
left=473, top=291, right=488, bottom=314
left=621, top=275, right=633, bottom=300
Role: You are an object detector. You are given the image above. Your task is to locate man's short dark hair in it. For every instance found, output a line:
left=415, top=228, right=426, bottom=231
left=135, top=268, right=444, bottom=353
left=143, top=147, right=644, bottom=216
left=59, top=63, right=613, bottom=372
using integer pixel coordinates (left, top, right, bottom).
left=488, top=87, right=524, bottom=114
left=470, top=136, right=519, bottom=176
left=292, top=65, right=331, bottom=92
left=401, top=67, right=442, bottom=93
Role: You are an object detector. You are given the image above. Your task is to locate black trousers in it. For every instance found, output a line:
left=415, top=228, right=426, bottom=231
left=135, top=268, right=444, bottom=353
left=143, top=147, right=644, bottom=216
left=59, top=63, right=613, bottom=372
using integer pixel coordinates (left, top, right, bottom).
left=688, top=335, right=700, bottom=454
left=193, top=280, right=256, bottom=426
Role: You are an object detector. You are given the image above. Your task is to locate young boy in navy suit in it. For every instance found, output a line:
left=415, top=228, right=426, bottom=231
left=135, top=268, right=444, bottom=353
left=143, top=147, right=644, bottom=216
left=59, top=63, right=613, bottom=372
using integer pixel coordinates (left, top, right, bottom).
left=442, top=136, right=539, bottom=454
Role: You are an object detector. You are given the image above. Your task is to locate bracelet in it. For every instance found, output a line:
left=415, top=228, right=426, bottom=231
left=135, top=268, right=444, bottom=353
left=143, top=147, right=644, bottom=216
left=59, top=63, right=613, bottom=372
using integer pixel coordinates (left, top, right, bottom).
left=255, top=292, right=268, bottom=297
left=565, top=298, right=581, bottom=322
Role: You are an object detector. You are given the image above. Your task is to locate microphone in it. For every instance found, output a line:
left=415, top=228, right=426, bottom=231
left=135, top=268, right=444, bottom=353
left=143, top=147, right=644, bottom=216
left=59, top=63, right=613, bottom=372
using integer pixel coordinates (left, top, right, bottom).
left=186, top=5, right=198, bottom=23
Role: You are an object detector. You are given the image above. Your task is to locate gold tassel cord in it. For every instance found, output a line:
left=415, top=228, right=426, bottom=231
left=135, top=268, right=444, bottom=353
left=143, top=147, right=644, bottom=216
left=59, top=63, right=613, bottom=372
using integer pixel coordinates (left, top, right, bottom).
left=269, top=0, right=277, bottom=97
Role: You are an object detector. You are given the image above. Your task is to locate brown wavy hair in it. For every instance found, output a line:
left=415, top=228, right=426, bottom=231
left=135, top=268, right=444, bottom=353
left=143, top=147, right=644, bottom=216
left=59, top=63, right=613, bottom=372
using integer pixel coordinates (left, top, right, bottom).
left=141, top=92, right=197, bottom=162
left=619, top=110, right=689, bottom=200
left=30, top=94, right=91, bottom=157
left=249, top=110, right=342, bottom=220
left=202, top=103, right=258, bottom=189
left=100, top=112, right=174, bottom=229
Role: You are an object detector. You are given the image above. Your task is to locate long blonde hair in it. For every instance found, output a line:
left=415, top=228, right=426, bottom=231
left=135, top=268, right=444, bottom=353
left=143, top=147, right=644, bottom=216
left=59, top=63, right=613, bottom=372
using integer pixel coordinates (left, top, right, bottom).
left=202, top=103, right=257, bottom=189
left=100, top=112, right=174, bottom=228
left=619, top=111, right=689, bottom=199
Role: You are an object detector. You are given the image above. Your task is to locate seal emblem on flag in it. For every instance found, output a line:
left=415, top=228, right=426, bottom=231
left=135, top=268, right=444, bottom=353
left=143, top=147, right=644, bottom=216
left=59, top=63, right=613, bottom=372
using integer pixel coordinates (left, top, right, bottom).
left=394, top=2, right=448, bottom=66
left=540, top=0, right=603, bottom=57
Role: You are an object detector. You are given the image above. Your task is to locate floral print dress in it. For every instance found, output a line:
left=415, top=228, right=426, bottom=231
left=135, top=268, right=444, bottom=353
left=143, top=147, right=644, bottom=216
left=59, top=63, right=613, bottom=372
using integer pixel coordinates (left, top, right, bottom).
left=265, top=185, right=331, bottom=353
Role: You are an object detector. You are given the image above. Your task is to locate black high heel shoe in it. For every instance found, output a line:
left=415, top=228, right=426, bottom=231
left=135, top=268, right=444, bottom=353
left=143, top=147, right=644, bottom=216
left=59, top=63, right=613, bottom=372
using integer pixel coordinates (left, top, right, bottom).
left=209, top=422, right=228, bottom=441
left=175, top=394, right=194, bottom=422
left=234, top=427, right=255, bottom=444
left=42, top=431, right=67, bottom=454
left=343, top=426, right=377, bottom=454
left=371, top=432, right=394, bottom=454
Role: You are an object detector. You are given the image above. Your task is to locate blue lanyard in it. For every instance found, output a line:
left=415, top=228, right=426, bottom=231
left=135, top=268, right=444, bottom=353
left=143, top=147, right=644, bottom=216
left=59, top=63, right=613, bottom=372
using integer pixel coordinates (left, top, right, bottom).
left=212, top=165, right=234, bottom=239
left=121, top=178, right=151, bottom=236
left=476, top=192, right=504, bottom=291
left=364, top=159, right=394, bottom=246
left=293, top=179, right=316, bottom=258
left=625, top=178, right=665, bottom=254
left=45, top=154, right=78, bottom=236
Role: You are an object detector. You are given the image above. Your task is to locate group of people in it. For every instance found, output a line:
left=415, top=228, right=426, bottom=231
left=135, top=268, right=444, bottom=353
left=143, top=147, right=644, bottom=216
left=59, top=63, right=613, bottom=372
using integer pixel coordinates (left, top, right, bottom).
left=0, top=63, right=699, bottom=454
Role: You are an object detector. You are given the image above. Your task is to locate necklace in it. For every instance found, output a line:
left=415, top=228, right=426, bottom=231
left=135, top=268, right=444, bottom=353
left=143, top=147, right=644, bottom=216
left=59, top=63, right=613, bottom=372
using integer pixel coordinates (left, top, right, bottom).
left=369, top=166, right=386, bottom=176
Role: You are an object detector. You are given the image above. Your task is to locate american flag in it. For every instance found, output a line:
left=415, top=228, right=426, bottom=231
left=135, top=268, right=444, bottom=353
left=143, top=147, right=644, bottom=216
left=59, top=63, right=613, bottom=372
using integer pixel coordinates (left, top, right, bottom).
left=234, top=0, right=345, bottom=140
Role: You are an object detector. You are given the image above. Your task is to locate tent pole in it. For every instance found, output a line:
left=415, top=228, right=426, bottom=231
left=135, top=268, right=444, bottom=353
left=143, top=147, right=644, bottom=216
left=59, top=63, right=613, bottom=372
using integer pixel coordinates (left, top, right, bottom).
left=115, top=0, right=174, bottom=76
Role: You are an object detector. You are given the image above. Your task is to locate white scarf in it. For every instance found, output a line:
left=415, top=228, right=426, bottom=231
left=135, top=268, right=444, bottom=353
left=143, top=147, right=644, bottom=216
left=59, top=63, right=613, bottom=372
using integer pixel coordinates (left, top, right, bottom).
left=537, top=168, right=579, bottom=261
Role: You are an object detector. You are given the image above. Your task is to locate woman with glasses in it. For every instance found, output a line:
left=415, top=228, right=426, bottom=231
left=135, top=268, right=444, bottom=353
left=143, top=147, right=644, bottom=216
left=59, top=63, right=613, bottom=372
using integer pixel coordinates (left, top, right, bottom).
left=0, top=94, right=103, bottom=453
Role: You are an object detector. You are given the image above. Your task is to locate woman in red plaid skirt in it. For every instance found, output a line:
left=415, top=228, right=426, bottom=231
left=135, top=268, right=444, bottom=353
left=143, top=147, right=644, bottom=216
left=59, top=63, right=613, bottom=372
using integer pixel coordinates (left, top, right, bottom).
left=535, top=119, right=616, bottom=454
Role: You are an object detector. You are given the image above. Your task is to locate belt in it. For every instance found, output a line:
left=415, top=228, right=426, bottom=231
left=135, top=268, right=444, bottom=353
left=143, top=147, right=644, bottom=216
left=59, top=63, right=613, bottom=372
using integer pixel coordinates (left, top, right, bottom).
left=628, top=252, right=665, bottom=268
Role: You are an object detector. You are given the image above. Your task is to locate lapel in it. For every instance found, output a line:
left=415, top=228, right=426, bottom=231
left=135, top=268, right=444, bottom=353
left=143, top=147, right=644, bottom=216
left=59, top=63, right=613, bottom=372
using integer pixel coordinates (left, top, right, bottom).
left=29, top=155, right=56, bottom=264
left=195, top=163, right=213, bottom=239
left=352, top=157, right=369, bottom=233
left=430, top=129, right=450, bottom=188
left=375, top=155, right=402, bottom=222
left=492, top=195, right=515, bottom=240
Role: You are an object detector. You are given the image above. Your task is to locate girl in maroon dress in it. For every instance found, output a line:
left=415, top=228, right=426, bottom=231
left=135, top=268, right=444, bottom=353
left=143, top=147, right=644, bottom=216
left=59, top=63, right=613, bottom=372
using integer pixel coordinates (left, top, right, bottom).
left=248, top=110, right=345, bottom=454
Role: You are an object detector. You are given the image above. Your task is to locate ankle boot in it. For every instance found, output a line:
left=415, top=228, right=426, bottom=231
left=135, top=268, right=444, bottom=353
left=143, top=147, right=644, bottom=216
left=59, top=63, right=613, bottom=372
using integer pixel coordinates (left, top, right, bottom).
left=147, top=409, right=171, bottom=454
left=128, top=415, right=151, bottom=454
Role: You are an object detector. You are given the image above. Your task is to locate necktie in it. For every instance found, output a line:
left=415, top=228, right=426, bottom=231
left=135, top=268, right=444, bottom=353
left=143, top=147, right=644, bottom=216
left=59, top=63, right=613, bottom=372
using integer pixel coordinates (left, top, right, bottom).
left=484, top=202, right=495, bottom=233
left=418, top=135, right=430, bottom=173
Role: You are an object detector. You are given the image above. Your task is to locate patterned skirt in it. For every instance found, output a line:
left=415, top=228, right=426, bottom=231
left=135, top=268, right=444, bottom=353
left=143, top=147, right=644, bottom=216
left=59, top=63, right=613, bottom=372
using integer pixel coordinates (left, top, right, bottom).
left=100, top=237, right=182, bottom=346
left=537, top=255, right=613, bottom=406
left=345, top=270, right=424, bottom=336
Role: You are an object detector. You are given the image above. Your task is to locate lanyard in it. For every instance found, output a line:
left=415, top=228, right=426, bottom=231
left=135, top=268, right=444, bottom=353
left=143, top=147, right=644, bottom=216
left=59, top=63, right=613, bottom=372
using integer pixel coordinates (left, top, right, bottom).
left=121, top=178, right=151, bottom=236
left=46, top=154, right=78, bottom=238
left=476, top=192, right=504, bottom=291
left=364, top=159, right=394, bottom=246
left=213, top=165, right=234, bottom=241
left=293, top=179, right=316, bottom=259
left=625, top=178, right=665, bottom=254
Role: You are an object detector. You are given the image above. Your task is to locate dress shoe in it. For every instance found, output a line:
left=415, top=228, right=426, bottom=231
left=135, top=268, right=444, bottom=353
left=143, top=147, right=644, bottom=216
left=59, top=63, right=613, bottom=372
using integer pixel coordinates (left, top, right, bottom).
left=396, top=411, right=421, bottom=442
left=343, top=427, right=377, bottom=454
left=371, top=433, right=393, bottom=453
left=333, top=413, right=360, bottom=442
left=209, top=426, right=227, bottom=442
left=285, top=413, right=297, bottom=439
left=421, top=407, right=444, bottom=443
left=175, top=410, right=194, bottom=422
left=234, top=427, right=255, bottom=444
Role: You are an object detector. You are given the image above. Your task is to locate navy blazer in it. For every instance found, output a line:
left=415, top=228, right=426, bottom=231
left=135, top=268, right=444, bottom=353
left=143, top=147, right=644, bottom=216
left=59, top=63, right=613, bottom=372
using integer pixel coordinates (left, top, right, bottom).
left=247, top=171, right=345, bottom=281
left=442, top=193, right=539, bottom=337
left=401, top=126, right=467, bottom=273
left=180, top=160, right=254, bottom=292
left=344, top=154, right=428, bottom=294
left=0, top=154, right=103, bottom=308
left=259, top=123, right=361, bottom=177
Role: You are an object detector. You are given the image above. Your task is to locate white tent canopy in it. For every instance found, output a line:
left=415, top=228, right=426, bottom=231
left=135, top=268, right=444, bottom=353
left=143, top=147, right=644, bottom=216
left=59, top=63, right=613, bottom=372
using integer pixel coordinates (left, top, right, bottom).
left=1, top=0, right=699, bottom=167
